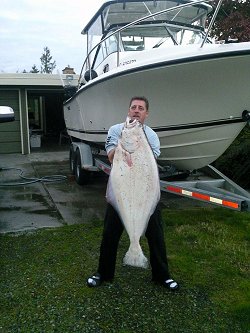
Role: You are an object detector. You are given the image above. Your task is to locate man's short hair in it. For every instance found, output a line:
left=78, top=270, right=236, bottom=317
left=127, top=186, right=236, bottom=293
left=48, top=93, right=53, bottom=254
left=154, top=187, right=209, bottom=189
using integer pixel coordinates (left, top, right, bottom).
left=129, top=96, right=149, bottom=110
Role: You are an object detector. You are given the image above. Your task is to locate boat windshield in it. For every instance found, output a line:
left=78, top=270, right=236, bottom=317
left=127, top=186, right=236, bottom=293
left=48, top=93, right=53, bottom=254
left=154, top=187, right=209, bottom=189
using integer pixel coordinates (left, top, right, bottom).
left=81, top=0, right=213, bottom=78
left=84, top=1, right=211, bottom=52
left=120, top=25, right=206, bottom=51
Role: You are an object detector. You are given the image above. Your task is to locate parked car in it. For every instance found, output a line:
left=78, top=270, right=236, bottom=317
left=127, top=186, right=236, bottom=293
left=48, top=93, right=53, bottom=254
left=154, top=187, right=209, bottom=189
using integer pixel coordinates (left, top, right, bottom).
left=0, top=106, right=14, bottom=123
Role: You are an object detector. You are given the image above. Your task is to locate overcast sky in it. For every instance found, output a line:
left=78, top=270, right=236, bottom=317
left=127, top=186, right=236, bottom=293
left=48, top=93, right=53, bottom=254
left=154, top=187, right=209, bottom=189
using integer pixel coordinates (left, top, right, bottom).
left=0, top=0, right=104, bottom=74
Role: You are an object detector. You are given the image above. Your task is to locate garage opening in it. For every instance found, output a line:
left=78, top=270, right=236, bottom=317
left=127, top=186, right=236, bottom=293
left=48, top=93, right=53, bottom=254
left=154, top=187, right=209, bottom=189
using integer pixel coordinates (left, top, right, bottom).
left=28, top=90, right=69, bottom=151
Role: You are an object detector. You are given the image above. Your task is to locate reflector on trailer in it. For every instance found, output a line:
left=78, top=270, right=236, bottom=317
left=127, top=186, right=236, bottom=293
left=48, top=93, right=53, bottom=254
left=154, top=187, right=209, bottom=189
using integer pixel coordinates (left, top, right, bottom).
left=165, top=185, right=240, bottom=210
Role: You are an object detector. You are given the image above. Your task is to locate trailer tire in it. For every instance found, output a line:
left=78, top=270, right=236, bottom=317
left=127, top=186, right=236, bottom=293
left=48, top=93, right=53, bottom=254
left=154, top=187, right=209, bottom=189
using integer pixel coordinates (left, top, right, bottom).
left=75, top=149, right=89, bottom=185
left=69, top=145, right=75, bottom=174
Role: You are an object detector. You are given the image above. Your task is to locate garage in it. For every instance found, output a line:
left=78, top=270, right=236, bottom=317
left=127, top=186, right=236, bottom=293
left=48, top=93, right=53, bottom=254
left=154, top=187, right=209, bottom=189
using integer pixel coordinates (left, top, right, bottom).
left=0, top=73, right=78, bottom=154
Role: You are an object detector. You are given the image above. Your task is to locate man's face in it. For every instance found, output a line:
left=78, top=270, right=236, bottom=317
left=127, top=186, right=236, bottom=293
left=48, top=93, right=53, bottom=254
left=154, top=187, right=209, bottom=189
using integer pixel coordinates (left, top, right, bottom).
left=128, top=99, right=149, bottom=124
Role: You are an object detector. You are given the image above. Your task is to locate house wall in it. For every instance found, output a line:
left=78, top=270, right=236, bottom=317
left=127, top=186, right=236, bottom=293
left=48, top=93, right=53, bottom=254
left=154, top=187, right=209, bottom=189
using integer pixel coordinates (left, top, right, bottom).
left=0, top=89, right=22, bottom=153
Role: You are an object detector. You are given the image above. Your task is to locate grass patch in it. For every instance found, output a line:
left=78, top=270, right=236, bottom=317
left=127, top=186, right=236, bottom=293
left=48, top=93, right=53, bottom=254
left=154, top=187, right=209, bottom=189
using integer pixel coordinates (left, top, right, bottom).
left=0, top=207, right=249, bottom=332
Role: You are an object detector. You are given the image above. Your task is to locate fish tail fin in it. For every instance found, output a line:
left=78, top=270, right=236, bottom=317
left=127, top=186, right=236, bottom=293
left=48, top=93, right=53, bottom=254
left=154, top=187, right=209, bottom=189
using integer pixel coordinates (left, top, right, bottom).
left=123, top=243, right=148, bottom=269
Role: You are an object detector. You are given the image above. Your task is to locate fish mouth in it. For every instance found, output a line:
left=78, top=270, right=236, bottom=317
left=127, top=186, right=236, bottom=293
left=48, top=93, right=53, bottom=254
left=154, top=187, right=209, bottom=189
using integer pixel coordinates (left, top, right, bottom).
left=126, top=117, right=142, bottom=127
left=130, top=116, right=142, bottom=124
left=127, top=117, right=137, bottom=125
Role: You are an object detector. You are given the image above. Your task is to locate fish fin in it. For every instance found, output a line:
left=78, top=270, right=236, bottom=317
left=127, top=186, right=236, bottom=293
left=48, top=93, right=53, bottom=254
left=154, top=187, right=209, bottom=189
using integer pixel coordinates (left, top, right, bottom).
left=123, top=150, right=133, bottom=167
left=123, top=244, right=148, bottom=269
left=106, top=178, right=117, bottom=207
left=106, top=177, right=122, bottom=217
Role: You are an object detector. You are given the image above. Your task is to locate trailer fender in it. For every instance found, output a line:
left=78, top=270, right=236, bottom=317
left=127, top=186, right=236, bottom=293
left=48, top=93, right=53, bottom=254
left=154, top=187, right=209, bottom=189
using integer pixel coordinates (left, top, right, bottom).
left=72, top=142, right=94, bottom=169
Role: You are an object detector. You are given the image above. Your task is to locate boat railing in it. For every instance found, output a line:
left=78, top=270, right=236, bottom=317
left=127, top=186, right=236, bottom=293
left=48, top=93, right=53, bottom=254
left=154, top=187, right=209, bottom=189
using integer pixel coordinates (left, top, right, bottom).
left=78, top=0, right=219, bottom=88
left=201, top=0, right=223, bottom=47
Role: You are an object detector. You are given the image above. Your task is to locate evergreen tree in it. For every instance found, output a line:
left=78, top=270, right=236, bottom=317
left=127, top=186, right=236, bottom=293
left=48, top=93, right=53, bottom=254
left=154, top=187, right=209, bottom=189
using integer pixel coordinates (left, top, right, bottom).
left=40, top=46, right=56, bottom=73
left=30, top=64, right=39, bottom=73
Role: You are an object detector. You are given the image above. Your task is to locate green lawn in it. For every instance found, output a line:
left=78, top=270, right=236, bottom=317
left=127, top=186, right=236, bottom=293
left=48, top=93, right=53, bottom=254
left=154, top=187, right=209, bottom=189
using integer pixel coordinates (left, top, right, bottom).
left=0, top=207, right=249, bottom=333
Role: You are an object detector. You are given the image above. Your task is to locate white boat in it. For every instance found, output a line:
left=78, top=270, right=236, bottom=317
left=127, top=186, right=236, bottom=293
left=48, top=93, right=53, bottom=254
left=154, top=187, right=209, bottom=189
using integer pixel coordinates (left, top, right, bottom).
left=63, top=0, right=250, bottom=171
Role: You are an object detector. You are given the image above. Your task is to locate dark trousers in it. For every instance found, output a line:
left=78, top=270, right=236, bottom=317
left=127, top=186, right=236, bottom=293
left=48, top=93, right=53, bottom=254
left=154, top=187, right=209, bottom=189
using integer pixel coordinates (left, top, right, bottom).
left=97, top=203, right=170, bottom=282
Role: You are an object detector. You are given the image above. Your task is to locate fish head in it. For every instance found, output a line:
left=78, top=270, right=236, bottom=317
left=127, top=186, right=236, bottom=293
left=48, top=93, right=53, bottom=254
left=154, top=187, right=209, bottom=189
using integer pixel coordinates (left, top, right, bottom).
left=120, top=117, right=143, bottom=154
left=125, top=117, right=142, bottom=129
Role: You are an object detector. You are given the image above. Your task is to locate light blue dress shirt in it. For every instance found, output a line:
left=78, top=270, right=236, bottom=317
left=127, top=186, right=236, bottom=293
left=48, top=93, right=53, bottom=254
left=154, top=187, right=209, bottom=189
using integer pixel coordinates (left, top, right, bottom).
left=105, top=122, right=161, bottom=158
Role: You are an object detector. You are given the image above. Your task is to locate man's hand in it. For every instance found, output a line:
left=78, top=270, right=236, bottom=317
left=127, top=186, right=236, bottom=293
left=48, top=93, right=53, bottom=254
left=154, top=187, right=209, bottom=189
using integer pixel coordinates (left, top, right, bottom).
left=108, top=149, right=116, bottom=163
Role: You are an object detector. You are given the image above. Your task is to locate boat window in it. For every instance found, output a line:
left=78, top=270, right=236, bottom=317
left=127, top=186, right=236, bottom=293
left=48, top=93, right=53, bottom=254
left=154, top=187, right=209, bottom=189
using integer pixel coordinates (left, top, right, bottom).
left=93, top=33, right=119, bottom=69
left=120, top=24, right=209, bottom=50
left=120, top=26, right=170, bottom=50
left=176, top=30, right=204, bottom=45
left=122, top=36, right=144, bottom=51
left=87, top=15, right=103, bottom=66
left=94, top=44, right=106, bottom=69
left=106, top=34, right=119, bottom=54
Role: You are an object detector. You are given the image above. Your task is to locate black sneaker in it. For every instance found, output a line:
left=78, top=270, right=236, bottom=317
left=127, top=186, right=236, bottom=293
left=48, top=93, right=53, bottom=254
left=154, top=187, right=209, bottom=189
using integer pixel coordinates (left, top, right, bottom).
left=163, top=279, right=179, bottom=291
left=87, top=273, right=102, bottom=287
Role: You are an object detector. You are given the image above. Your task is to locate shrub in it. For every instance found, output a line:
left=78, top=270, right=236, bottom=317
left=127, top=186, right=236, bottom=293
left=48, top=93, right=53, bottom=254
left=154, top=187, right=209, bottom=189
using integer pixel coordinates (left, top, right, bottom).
left=213, top=126, right=250, bottom=189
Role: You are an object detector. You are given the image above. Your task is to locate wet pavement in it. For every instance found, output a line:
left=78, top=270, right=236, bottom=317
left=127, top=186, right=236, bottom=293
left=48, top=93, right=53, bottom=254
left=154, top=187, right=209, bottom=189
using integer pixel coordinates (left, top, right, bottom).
left=0, top=148, right=209, bottom=234
left=0, top=150, right=107, bottom=233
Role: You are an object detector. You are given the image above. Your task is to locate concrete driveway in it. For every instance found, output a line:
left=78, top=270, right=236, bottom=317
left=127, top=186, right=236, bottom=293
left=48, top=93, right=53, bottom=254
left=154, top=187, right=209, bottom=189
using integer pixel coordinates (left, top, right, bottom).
left=0, top=150, right=107, bottom=233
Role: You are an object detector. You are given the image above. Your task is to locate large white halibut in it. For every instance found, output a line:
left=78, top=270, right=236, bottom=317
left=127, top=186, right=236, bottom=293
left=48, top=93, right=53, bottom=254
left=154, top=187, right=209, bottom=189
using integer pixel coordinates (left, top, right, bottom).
left=106, top=118, right=160, bottom=268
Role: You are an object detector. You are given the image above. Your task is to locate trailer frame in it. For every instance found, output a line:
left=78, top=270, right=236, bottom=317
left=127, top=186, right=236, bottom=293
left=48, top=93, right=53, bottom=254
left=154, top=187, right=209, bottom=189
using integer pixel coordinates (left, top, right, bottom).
left=69, top=142, right=250, bottom=212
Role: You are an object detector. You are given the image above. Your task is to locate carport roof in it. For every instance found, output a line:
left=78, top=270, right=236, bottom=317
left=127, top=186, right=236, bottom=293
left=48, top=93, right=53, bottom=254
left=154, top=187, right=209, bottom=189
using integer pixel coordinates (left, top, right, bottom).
left=0, top=73, right=79, bottom=87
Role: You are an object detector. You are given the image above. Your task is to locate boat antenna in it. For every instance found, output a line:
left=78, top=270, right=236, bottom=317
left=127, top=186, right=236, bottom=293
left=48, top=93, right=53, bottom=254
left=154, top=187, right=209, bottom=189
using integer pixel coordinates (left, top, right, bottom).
left=201, top=0, right=223, bottom=48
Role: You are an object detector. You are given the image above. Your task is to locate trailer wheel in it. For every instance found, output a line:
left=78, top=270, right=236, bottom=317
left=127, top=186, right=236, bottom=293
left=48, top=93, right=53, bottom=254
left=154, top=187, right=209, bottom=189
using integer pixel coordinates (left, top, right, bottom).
left=75, top=149, right=89, bottom=185
left=69, top=145, right=75, bottom=174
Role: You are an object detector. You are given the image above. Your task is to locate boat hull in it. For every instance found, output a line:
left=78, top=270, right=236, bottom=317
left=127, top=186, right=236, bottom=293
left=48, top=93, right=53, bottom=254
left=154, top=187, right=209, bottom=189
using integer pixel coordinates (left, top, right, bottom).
left=64, top=46, right=250, bottom=170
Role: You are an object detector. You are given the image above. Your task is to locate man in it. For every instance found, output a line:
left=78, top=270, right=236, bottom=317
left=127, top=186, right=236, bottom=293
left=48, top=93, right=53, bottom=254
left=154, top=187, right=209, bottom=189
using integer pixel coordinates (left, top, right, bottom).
left=87, top=96, right=179, bottom=291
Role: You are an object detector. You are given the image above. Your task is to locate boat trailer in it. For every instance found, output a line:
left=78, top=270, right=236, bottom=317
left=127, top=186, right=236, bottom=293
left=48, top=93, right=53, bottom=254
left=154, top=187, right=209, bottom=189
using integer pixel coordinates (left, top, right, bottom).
left=69, top=142, right=250, bottom=212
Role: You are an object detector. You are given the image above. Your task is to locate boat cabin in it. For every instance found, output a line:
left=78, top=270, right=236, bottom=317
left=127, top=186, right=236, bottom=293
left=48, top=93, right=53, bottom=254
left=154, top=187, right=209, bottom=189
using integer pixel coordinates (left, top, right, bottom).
left=80, top=0, right=213, bottom=81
